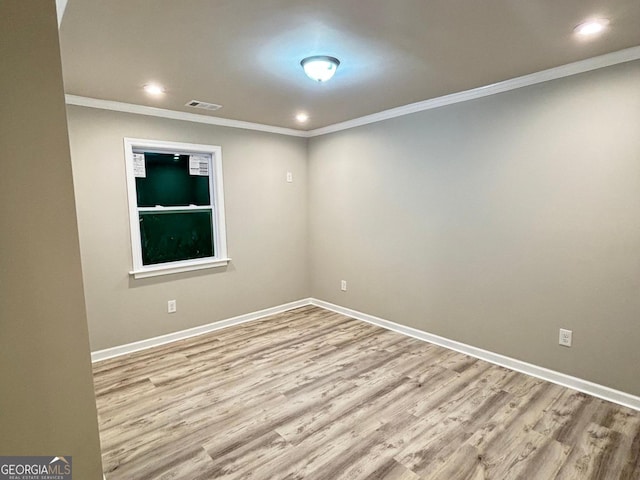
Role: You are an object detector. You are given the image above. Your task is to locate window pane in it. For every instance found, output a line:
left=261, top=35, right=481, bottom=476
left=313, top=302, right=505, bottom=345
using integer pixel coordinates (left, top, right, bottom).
left=139, top=210, right=214, bottom=265
left=136, top=153, right=211, bottom=207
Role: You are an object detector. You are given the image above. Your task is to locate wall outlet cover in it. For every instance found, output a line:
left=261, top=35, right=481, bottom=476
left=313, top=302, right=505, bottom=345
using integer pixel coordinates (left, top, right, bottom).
left=559, top=328, right=572, bottom=347
left=168, top=300, right=177, bottom=313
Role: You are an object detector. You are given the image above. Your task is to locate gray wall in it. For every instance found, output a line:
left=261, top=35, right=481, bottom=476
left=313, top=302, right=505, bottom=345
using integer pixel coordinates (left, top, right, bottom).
left=67, top=59, right=640, bottom=397
left=67, top=107, right=309, bottom=351
left=0, top=1, right=103, bottom=478
left=309, top=60, right=640, bottom=396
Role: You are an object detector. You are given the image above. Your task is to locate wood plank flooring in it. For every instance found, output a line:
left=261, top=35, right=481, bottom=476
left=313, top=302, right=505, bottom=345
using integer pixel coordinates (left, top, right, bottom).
left=93, top=306, right=640, bottom=479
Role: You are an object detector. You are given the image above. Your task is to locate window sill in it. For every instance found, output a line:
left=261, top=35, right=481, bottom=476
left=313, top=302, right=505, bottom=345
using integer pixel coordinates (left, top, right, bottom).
left=130, top=258, right=231, bottom=279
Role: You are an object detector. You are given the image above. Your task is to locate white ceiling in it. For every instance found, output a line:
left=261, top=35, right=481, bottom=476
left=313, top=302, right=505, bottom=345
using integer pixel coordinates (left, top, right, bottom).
left=59, top=1, right=640, bottom=131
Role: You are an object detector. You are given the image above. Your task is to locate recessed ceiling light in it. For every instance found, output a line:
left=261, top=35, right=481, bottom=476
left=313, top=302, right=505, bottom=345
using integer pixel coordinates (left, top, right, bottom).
left=574, top=18, right=610, bottom=37
left=300, top=56, right=340, bottom=82
left=296, top=112, right=309, bottom=123
left=143, top=83, right=165, bottom=95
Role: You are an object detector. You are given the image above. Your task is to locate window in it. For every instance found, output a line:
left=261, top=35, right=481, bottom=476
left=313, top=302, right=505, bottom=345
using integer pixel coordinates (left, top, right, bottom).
left=124, top=138, right=229, bottom=278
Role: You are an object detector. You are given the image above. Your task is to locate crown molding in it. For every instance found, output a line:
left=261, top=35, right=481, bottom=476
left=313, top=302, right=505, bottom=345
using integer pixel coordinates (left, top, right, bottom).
left=64, top=95, right=309, bottom=138
left=307, top=46, right=640, bottom=137
left=65, top=46, right=640, bottom=139
left=56, top=0, right=68, bottom=27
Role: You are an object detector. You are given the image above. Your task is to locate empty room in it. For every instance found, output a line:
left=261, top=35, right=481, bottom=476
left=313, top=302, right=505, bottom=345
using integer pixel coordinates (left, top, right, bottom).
left=2, top=1, right=640, bottom=479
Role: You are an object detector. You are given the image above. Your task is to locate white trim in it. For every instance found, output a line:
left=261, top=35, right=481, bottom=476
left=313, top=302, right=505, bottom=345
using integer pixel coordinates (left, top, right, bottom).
left=307, top=46, right=640, bottom=137
left=55, top=0, right=68, bottom=27
left=310, top=299, right=640, bottom=411
left=129, top=257, right=231, bottom=279
left=91, top=295, right=640, bottom=410
left=65, top=47, right=640, bottom=138
left=138, top=206, right=215, bottom=212
left=65, top=95, right=307, bottom=138
left=123, top=138, right=229, bottom=279
left=90, top=298, right=312, bottom=362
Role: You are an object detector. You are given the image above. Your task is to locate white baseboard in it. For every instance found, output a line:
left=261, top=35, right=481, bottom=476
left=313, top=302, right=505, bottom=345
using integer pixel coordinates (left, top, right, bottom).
left=310, top=299, right=640, bottom=411
left=91, top=296, right=640, bottom=411
left=91, top=298, right=312, bottom=362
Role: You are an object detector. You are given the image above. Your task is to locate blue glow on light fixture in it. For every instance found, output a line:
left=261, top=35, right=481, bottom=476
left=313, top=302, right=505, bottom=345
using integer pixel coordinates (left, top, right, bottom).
left=300, top=56, right=340, bottom=82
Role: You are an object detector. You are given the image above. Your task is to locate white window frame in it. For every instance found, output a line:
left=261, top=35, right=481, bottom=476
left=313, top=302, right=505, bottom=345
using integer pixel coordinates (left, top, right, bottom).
left=124, top=138, right=229, bottom=279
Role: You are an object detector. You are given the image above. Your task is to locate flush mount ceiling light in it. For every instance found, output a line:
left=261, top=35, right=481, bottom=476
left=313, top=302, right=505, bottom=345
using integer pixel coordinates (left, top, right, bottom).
left=574, top=18, right=610, bottom=37
left=300, top=56, right=340, bottom=82
left=295, top=112, right=309, bottom=123
left=143, top=83, right=165, bottom=95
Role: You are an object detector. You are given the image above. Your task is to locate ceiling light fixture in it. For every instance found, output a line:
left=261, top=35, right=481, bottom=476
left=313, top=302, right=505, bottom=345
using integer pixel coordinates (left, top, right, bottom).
left=301, top=56, right=340, bottom=82
left=574, top=18, right=610, bottom=37
left=295, top=112, right=309, bottom=123
left=143, top=83, right=165, bottom=95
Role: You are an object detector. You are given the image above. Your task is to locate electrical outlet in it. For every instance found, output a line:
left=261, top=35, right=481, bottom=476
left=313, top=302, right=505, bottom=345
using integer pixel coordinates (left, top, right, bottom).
left=286, top=171, right=293, bottom=183
left=341, top=280, right=347, bottom=291
left=168, top=299, right=177, bottom=314
left=559, top=328, right=572, bottom=347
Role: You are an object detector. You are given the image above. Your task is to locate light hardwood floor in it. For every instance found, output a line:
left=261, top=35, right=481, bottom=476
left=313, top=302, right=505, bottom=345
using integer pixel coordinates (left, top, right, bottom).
left=94, top=306, right=640, bottom=479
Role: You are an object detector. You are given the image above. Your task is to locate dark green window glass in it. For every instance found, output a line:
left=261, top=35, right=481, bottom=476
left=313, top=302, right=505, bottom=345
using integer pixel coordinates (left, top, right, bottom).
left=135, top=153, right=211, bottom=207
left=139, top=210, right=214, bottom=265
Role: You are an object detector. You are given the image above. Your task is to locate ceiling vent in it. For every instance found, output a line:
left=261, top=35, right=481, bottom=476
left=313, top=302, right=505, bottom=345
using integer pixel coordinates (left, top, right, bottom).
left=185, top=100, right=222, bottom=111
